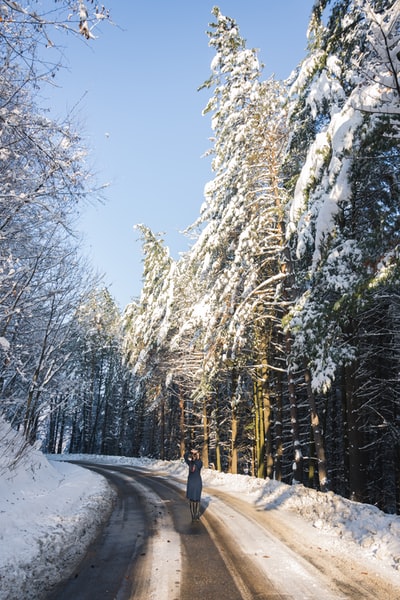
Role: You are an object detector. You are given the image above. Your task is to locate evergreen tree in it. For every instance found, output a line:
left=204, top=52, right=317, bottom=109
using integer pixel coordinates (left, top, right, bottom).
left=179, top=8, right=291, bottom=475
left=123, top=225, right=178, bottom=458
left=64, top=288, right=127, bottom=455
left=284, top=0, right=400, bottom=505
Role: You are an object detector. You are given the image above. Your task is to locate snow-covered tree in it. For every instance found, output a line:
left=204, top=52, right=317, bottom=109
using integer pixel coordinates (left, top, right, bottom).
left=0, top=1, right=113, bottom=449
left=61, top=288, right=129, bottom=455
left=284, top=0, right=400, bottom=505
left=285, top=0, right=399, bottom=391
left=122, top=225, right=181, bottom=458
left=0, top=57, right=98, bottom=440
left=171, top=7, right=291, bottom=475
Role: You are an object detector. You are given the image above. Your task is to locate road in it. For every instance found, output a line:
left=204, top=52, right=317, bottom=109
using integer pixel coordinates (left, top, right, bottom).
left=47, top=463, right=400, bottom=600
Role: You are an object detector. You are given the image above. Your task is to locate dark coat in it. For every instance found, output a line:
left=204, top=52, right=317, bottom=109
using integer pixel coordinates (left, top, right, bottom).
left=184, top=451, right=203, bottom=501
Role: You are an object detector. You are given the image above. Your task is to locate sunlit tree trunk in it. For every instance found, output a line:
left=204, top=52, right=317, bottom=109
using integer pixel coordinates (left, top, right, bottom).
left=215, top=425, right=222, bottom=472
left=264, top=388, right=273, bottom=479
left=286, top=335, right=303, bottom=484
left=305, top=369, right=328, bottom=491
left=179, top=386, right=185, bottom=458
left=274, top=373, right=283, bottom=481
left=160, top=394, right=165, bottom=460
left=253, top=370, right=271, bottom=479
left=202, top=397, right=209, bottom=467
left=253, top=378, right=264, bottom=478
left=230, top=403, right=238, bottom=474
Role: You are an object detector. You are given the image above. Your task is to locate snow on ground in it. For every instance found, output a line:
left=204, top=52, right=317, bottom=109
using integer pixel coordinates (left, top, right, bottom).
left=1, top=415, right=400, bottom=599
left=0, top=420, right=116, bottom=600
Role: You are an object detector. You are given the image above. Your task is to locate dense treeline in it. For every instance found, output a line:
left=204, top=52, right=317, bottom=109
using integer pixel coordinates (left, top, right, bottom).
left=120, top=1, right=400, bottom=514
left=1, top=1, right=400, bottom=515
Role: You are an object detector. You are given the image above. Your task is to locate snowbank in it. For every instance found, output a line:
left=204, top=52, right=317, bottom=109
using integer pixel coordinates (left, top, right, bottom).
left=0, top=420, right=115, bottom=600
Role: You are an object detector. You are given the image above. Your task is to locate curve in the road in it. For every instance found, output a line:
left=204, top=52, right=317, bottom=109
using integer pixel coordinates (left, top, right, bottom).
left=47, top=462, right=400, bottom=600
left=47, top=463, right=281, bottom=600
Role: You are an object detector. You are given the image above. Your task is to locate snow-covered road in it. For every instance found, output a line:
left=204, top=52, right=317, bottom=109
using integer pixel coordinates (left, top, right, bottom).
left=2, top=433, right=400, bottom=600
left=203, top=486, right=400, bottom=599
left=49, top=462, right=400, bottom=599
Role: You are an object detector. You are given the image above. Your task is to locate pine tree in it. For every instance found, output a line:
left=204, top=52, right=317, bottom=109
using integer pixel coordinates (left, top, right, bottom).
left=179, top=8, right=291, bottom=475
left=284, top=0, right=400, bottom=504
left=122, top=225, right=179, bottom=458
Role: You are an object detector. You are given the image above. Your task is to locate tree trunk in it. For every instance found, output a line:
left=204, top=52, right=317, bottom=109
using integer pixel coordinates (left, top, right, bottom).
left=285, top=334, right=303, bottom=484
left=253, top=378, right=265, bottom=478
left=214, top=394, right=222, bottom=471
left=202, top=397, right=209, bottom=467
left=160, top=395, right=165, bottom=460
left=230, top=404, right=238, bottom=474
left=262, top=371, right=273, bottom=479
left=57, top=409, right=65, bottom=454
left=46, top=397, right=58, bottom=454
left=344, top=361, right=365, bottom=502
left=274, top=372, right=283, bottom=481
left=304, top=368, right=328, bottom=491
left=215, top=426, right=222, bottom=471
left=179, top=386, right=185, bottom=458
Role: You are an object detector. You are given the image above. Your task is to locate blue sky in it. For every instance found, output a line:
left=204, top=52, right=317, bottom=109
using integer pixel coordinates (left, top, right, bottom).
left=45, top=1, right=314, bottom=309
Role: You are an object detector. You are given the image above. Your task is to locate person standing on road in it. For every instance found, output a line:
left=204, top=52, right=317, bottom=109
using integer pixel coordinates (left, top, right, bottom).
left=184, top=448, right=203, bottom=520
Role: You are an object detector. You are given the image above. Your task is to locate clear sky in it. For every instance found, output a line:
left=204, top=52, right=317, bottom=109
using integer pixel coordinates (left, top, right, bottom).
left=44, top=1, right=315, bottom=309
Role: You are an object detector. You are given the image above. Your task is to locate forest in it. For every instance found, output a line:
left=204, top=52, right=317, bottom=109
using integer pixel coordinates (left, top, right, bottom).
left=1, top=0, right=400, bottom=514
